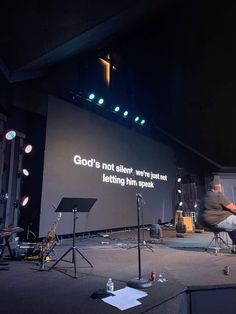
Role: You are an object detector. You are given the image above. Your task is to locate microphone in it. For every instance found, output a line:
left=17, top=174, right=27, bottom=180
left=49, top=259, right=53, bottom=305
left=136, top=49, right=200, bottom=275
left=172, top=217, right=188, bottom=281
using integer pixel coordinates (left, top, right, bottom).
left=136, top=193, right=143, bottom=199
left=136, top=193, right=146, bottom=204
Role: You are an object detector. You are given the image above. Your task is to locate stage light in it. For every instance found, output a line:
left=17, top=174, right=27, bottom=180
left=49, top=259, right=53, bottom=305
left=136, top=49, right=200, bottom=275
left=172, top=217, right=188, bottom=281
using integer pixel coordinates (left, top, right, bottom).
left=20, top=196, right=29, bottom=207
left=179, top=201, right=183, bottom=206
left=177, top=177, right=181, bottom=183
left=22, top=169, right=30, bottom=176
left=5, top=130, right=16, bottom=140
left=88, top=93, right=95, bottom=100
left=140, top=119, right=145, bottom=125
left=177, top=189, right=182, bottom=194
left=97, top=98, right=104, bottom=106
left=114, top=106, right=120, bottom=112
left=134, top=116, right=140, bottom=123
left=24, top=144, right=33, bottom=154
left=18, top=169, right=30, bottom=177
left=123, top=110, right=128, bottom=117
left=194, top=203, right=198, bottom=208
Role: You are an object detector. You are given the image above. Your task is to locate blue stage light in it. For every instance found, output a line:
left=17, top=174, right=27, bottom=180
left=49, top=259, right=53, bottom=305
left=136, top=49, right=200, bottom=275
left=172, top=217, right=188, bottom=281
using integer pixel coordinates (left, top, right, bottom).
left=140, top=119, right=145, bottom=125
left=123, top=110, right=128, bottom=117
left=88, top=93, right=95, bottom=100
left=5, top=130, right=16, bottom=140
left=114, top=106, right=120, bottom=112
left=134, top=116, right=140, bottom=122
left=98, top=98, right=104, bottom=105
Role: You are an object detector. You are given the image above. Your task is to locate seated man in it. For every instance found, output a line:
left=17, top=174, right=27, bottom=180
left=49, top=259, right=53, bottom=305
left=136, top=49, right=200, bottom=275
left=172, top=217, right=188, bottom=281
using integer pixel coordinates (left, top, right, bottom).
left=198, top=179, right=236, bottom=250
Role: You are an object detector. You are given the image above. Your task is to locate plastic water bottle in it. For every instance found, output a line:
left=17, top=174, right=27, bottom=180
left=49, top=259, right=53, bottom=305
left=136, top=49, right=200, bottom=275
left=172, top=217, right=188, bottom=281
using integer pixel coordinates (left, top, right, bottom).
left=106, top=278, right=114, bottom=292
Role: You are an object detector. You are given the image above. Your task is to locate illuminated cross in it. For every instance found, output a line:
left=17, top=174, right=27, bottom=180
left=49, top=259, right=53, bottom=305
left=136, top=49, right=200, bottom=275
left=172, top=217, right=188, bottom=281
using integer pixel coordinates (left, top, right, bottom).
left=99, top=53, right=117, bottom=87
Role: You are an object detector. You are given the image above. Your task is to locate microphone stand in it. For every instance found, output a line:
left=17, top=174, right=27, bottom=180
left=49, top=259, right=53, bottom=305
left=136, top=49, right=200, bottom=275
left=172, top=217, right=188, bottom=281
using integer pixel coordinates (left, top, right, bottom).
left=128, top=195, right=153, bottom=251
left=127, top=194, right=152, bottom=289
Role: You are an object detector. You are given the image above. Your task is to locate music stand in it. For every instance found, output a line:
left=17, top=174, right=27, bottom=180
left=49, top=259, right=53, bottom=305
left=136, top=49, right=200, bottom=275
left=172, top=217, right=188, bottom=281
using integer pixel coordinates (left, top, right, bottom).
left=48, top=197, right=97, bottom=278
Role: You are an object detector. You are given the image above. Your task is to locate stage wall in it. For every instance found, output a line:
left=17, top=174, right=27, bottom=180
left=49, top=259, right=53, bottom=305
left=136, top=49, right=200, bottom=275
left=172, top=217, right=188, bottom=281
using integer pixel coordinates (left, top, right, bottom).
left=39, top=95, right=176, bottom=236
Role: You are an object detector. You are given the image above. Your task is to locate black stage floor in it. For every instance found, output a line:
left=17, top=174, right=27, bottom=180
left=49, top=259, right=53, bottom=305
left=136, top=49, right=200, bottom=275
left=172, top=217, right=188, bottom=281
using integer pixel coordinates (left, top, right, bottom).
left=1, top=227, right=236, bottom=314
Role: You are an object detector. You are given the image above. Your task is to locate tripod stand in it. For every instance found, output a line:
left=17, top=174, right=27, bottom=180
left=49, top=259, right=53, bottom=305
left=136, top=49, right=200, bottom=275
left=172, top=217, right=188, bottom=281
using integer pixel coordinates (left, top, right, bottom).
left=48, top=197, right=97, bottom=278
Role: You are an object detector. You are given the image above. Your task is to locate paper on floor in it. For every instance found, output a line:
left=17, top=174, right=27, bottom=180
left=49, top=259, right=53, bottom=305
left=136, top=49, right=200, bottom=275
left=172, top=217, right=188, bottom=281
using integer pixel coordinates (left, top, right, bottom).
left=102, top=286, right=148, bottom=311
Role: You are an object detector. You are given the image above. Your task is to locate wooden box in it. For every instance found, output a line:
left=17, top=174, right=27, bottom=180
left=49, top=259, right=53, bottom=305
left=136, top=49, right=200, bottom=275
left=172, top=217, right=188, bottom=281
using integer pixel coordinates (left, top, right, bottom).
left=183, top=216, right=194, bottom=232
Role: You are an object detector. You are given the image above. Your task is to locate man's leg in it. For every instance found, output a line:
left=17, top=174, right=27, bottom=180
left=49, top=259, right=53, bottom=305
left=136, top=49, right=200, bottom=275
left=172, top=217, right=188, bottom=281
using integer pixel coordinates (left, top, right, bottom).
left=228, top=229, right=236, bottom=244
left=228, top=229, right=236, bottom=252
left=217, top=215, right=236, bottom=252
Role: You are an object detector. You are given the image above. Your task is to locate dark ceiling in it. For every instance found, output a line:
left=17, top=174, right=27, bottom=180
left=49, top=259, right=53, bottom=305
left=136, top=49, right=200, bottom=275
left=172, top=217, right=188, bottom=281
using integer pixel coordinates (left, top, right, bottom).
left=1, top=0, right=236, bottom=169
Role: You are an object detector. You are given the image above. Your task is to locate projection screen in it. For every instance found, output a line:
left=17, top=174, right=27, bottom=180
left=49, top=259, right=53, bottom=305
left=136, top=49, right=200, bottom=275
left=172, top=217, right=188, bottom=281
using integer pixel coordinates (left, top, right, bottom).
left=39, top=95, right=176, bottom=236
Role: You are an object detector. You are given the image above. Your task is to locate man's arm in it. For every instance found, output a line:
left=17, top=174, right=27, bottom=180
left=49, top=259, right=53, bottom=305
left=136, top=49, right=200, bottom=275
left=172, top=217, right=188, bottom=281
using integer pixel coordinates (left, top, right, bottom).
left=226, top=203, right=236, bottom=213
left=220, top=193, right=236, bottom=213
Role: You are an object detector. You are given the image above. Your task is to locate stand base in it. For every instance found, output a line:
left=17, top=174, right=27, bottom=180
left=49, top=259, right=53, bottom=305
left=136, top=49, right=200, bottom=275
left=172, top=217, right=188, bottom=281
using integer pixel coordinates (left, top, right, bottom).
left=127, top=277, right=152, bottom=289
left=48, top=246, right=93, bottom=278
left=128, top=242, right=154, bottom=252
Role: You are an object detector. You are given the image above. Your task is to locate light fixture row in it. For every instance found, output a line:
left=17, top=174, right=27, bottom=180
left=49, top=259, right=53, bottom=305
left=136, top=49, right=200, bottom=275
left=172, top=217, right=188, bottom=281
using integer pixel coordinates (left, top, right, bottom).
left=87, top=92, right=146, bottom=126
left=20, top=141, right=32, bottom=207
left=4, top=129, right=33, bottom=208
left=88, top=93, right=104, bottom=106
left=4, top=130, right=33, bottom=154
left=113, top=106, right=145, bottom=125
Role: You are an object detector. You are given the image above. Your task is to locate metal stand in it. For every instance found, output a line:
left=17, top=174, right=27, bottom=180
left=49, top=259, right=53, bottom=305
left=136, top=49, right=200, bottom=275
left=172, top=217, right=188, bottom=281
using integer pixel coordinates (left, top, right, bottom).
left=205, top=231, right=231, bottom=255
left=48, top=208, right=93, bottom=278
left=26, top=224, right=37, bottom=240
left=127, top=194, right=152, bottom=289
left=128, top=196, right=154, bottom=252
left=38, top=236, right=59, bottom=271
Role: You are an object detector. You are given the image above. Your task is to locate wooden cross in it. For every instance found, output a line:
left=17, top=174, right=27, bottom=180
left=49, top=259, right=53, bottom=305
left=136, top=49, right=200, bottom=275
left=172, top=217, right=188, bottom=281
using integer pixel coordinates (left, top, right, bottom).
left=99, top=53, right=117, bottom=87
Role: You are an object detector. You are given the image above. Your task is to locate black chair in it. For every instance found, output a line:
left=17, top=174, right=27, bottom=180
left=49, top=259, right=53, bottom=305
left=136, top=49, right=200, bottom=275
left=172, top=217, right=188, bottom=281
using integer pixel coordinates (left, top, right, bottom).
left=204, top=225, right=232, bottom=255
